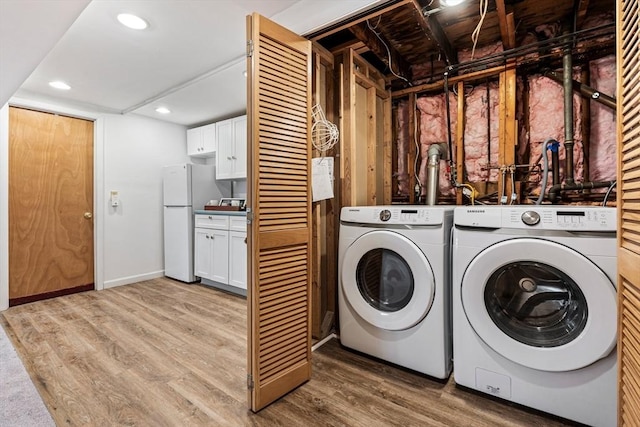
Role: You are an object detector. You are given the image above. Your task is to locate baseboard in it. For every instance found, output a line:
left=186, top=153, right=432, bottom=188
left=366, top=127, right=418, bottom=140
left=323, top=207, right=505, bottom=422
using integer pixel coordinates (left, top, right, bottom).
left=103, top=270, right=165, bottom=289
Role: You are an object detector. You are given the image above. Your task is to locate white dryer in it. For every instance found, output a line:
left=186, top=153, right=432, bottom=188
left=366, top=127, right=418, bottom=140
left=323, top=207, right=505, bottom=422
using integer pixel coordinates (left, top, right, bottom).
left=452, top=206, right=617, bottom=427
left=339, top=205, right=453, bottom=379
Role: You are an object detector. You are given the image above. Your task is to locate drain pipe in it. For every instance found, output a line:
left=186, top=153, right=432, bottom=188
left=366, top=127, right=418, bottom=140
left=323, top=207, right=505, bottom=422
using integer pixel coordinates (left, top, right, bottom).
left=544, top=70, right=616, bottom=111
left=426, top=143, right=447, bottom=205
left=547, top=44, right=616, bottom=202
left=562, top=45, right=575, bottom=187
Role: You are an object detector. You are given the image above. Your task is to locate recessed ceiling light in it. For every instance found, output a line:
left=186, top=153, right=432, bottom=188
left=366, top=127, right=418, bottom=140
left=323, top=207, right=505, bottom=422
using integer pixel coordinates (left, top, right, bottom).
left=440, top=0, right=466, bottom=6
left=117, top=13, right=148, bottom=30
left=49, top=81, right=71, bottom=90
left=155, top=107, right=171, bottom=114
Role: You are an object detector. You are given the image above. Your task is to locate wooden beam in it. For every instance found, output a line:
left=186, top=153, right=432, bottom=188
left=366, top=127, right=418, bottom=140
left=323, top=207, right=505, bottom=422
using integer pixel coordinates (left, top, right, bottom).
left=329, top=40, right=367, bottom=55
left=309, top=0, right=413, bottom=41
left=498, top=66, right=517, bottom=204
left=408, top=94, right=417, bottom=204
left=411, top=0, right=457, bottom=65
left=348, top=22, right=412, bottom=82
left=391, top=64, right=507, bottom=97
left=456, top=81, right=465, bottom=205
left=495, top=0, right=516, bottom=50
left=383, top=96, right=393, bottom=204
left=576, top=0, right=590, bottom=29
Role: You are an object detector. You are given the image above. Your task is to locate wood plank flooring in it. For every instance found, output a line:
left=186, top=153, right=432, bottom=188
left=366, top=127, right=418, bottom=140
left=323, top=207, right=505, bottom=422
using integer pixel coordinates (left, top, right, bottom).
left=1, top=278, right=574, bottom=426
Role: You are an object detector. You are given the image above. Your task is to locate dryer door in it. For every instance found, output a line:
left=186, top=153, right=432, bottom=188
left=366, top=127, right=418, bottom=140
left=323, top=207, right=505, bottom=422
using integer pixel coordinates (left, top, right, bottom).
left=341, top=230, right=435, bottom=331
left=461, top=238, right=617, bottom=372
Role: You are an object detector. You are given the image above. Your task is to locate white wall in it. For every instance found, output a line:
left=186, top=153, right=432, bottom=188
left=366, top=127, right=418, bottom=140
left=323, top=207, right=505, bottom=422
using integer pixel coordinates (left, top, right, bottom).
left=102, top=114, right=189, bottom=287
left=0, top=99, right=189, bottom=310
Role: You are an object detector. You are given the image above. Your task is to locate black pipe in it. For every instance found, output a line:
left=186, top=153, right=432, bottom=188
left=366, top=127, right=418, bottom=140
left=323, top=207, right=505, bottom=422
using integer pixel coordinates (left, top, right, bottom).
left=562, top=39, right=575, bottom=186
left=443, top=70, right=456, bottom=186
left=486, top=81, right=491, bottom=168
left=548, top=181, right=616, bottom=202
left=545, top=70, right=616, bottom=111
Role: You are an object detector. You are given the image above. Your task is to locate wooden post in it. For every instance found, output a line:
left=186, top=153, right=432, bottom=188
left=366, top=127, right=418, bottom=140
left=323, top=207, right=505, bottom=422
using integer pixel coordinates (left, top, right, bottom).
left=456, top=81, right=465, bottom=205
left=498, top=65, right=517, bottom=204
left=408, top=93, right=417, bottom=204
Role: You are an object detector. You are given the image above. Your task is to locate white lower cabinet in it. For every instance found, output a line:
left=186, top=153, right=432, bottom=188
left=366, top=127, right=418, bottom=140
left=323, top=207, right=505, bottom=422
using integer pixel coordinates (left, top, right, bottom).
left=194, top=214, right=246, bottom=294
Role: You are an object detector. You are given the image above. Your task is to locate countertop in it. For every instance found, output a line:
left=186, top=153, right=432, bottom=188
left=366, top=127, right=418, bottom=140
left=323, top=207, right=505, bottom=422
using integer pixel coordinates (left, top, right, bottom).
left=194, top=209, right=247, bottom=216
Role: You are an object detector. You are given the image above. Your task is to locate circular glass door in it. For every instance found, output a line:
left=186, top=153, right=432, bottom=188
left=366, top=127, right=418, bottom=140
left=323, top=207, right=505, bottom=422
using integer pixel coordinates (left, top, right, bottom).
left=461, top=238, right=616, bottom=372
left=341, top=230, right=435, bottom=331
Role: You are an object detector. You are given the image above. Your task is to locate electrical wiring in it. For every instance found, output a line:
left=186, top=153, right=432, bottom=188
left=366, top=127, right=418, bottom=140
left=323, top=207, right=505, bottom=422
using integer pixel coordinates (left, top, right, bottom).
left=602, top=181, right=617, bottom=206
left=461, top=183, right=477, bottom=205
left=366, top=19, right=411, bottom=85
left=470, top=0, right=489, bottom=60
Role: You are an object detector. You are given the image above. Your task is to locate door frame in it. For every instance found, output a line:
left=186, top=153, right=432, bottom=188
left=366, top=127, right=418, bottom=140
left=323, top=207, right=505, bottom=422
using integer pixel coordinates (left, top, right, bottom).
left=0, top=98, right=104, bottom=310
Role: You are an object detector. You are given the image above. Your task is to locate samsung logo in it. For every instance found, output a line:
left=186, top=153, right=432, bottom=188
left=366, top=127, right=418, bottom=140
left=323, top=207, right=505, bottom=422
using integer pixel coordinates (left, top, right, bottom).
left=467, top=209, right=486, bottom=213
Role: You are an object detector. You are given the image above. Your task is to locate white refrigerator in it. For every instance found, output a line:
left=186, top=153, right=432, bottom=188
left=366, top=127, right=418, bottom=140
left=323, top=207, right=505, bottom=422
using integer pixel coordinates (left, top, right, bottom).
left=162, top=163, right=227, bottom=282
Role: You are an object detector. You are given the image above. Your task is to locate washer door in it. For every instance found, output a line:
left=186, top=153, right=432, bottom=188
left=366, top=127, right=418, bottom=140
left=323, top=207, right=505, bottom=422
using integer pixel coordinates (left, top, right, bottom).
left=341, top=230, right=435, bottom=331
left=461, top=238, right=616, bottom=372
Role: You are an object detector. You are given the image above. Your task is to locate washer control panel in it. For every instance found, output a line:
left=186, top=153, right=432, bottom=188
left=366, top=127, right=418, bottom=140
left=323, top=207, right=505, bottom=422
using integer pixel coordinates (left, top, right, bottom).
left=454, top=206, right=616, bottom=232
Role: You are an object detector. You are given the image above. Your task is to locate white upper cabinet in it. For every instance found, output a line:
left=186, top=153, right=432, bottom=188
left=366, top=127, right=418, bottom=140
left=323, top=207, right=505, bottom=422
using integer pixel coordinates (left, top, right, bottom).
left=187, top=123, right=216, bottom=158
left=216, top=115, right=247, bottom=179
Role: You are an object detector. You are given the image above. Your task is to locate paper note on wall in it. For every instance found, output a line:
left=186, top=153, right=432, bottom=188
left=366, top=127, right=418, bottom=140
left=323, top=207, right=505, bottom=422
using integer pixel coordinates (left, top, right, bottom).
left=311, top=157, right=334, bottom=202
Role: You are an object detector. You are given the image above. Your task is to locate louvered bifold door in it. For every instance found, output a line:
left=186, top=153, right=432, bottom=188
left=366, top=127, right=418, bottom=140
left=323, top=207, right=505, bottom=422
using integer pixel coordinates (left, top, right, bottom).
left=246, top=13, right=312, bottom=412
left=617, top=1, right=640, bottom=425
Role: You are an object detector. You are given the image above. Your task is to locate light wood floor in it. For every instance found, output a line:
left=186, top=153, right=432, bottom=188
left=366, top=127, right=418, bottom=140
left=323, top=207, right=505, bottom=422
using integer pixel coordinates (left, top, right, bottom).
left=1, top=278, right=574, bottom=426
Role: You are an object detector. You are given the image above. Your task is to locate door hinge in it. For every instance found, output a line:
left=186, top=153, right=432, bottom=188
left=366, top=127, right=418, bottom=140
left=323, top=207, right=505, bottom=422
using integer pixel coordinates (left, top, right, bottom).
left=246, top=40, right=254, bottom=58
left=247, top=374, right=254, bottom=390
left=246, top=208, right=253, bottom=224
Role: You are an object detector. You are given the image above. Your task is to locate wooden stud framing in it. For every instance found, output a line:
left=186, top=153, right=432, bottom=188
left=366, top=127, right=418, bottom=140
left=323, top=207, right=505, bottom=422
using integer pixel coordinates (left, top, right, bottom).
left=456, top=81, right=466, bottom=205
left=408, top=94, right=417, bottom=204
left=498, top=65, right=517, bottom=204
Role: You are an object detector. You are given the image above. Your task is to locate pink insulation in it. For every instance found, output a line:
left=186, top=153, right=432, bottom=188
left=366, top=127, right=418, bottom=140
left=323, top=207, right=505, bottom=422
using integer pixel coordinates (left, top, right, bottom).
left=527, top=74, right=584, bottom=195
left=416, top=94, right=457, bottom=197
left=396, top=100, right=410, bottom=196
left=458, top=42, right=503, bottom=64
left=462, top=83, right=500, bottom=182
left=392, top=13, right=616, bottom=202
left=589, top=56, right=617, bottom=183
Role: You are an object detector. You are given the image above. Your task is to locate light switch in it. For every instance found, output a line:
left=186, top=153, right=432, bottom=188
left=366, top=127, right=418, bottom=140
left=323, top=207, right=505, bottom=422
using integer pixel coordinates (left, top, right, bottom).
left=110, top=190, right=120, bottom=207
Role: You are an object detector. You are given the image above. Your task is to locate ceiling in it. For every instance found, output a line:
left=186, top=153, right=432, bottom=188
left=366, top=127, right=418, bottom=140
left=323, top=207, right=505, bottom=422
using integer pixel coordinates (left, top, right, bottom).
left=1, top=0, right=387, bottom=127
left=1, top=0, right=615, bottom=128
left=312, top=0, right=615, bottom=89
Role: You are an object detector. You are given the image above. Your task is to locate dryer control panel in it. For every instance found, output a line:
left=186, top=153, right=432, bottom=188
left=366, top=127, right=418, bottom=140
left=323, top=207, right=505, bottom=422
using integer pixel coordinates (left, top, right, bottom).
left=454, top=206, right=616, bottom=232
left=341, top=205, right=452, bottom=226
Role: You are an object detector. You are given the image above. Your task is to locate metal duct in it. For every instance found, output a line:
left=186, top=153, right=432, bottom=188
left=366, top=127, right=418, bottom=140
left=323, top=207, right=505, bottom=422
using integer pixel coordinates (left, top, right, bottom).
left=426, top=143, right=447, bottom=205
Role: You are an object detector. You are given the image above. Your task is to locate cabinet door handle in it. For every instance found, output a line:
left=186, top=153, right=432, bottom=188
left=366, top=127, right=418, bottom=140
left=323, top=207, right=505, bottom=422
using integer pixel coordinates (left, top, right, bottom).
left=244, top=237, right=247, bottom=244
left=227, top=156, right=232, bottom=160
left=231, top=156, right=237, bottom=160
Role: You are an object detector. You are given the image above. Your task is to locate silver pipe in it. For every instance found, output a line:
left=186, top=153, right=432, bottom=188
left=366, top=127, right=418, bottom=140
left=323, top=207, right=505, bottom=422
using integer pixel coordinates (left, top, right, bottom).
left=426, top=144, right=444, bottom=205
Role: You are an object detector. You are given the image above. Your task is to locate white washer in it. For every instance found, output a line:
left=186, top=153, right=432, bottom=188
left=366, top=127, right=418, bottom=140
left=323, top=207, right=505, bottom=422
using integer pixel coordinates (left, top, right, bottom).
left=452, top=206, right=617, bottom=427
left=339, top=205, right=453, bottom=379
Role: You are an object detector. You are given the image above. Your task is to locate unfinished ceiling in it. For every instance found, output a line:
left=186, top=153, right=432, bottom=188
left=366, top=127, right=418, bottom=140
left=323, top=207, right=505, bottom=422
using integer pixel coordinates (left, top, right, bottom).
left=311, top=0, right=615, bottom=88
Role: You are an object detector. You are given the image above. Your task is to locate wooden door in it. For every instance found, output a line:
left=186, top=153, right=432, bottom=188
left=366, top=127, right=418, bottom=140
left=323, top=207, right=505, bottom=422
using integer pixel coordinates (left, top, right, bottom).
left=617, top=1, right=640, bottom=424
left=246, top=13, right=312, bottom=412
left=8, top=107, right=94, bottom=305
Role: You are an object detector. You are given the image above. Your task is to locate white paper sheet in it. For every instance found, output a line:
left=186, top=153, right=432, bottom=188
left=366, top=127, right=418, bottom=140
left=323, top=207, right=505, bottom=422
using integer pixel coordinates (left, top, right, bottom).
left=311, top=157, right=334, bottom=202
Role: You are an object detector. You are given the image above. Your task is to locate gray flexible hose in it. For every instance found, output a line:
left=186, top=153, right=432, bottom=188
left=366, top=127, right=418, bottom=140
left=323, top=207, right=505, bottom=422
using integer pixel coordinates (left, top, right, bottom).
left=536, top=138, right=556, bottom=205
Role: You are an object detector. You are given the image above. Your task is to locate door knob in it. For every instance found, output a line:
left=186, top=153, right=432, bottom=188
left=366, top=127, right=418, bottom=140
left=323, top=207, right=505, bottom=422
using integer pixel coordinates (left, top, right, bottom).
left=84, top=212, right=93, bottom=219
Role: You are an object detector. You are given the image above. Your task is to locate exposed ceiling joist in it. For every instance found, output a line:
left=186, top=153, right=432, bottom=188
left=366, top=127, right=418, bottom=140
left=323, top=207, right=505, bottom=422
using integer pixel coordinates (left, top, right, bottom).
left=412, top=0, right=457, bottom=65
left=348, top=22, right=412, bottom=81
left=495, top=0, right=517, bottom=49
left=575, top=0, right=590, bottom=28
